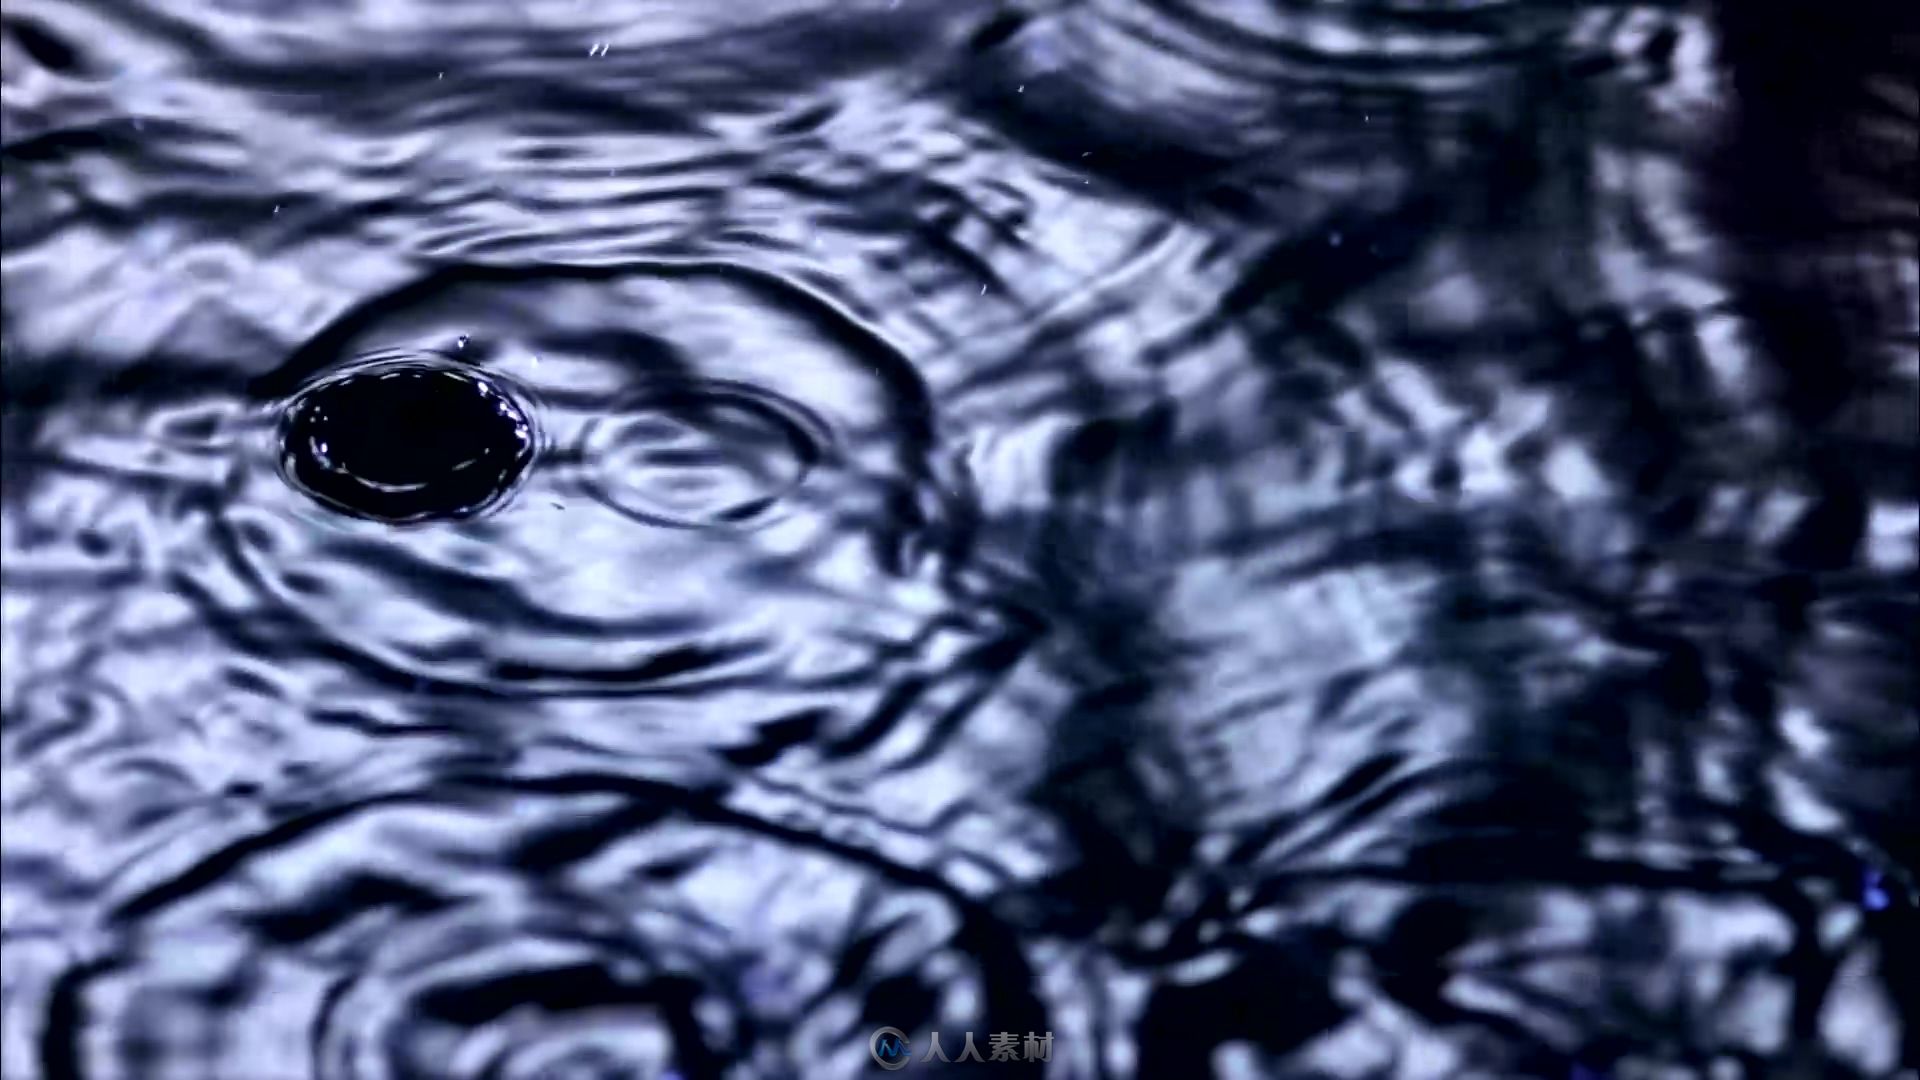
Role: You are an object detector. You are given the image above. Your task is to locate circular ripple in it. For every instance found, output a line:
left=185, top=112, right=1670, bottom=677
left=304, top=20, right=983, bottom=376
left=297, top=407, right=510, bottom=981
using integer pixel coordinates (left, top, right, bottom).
left=38, top=782, right=1049, bottom=1080
left=196, top=261, right=947, bottom=701
left=277, top=354, right=536, bottom=524
left=315, top=901, right=732, bottom=1080
left=578, top=379, right=832, bottom=530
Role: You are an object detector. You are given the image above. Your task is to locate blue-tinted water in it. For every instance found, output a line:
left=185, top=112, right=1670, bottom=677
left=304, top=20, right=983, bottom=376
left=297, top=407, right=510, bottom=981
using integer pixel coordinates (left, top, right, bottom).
left=2, top=2, right=1915, bottom=1078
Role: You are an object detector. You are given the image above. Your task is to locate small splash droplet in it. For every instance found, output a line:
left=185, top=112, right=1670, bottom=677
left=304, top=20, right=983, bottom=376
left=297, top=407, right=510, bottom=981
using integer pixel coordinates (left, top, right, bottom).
left=1329, top=232, right=1342, bottom=247
left=1863, top=868, right=1890, bottom=911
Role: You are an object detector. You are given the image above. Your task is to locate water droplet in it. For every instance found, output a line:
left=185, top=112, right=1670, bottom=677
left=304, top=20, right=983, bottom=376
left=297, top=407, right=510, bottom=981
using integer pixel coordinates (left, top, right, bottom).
left=276, top=356, right=537, bottom=524
left=1863, top=868, right=1890, bottom=911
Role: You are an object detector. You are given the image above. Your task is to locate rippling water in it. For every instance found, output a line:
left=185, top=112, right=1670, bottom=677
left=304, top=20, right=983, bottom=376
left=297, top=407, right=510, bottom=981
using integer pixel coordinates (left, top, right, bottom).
left=3, top=2, right=1916, bottom=1078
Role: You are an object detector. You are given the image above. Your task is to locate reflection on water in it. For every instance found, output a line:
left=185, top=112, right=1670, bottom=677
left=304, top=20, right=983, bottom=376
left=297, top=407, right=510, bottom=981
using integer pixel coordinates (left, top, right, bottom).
left=2, top=1, right=1914, bottom=1078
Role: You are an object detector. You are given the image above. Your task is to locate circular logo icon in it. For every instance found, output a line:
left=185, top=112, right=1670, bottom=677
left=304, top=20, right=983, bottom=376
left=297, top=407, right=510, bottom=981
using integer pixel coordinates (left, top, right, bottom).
left=869, top=1027, right=911, bottom=1070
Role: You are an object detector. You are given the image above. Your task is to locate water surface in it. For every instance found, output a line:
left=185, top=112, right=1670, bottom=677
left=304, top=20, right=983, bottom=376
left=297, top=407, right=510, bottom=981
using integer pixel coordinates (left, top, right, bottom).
left=3, top=1, right=1915, bottom=1078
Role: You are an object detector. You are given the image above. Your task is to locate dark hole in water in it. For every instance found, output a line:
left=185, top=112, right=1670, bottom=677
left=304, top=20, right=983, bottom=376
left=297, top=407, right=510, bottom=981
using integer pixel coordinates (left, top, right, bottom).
left=276, top=359, right=535, bottom=523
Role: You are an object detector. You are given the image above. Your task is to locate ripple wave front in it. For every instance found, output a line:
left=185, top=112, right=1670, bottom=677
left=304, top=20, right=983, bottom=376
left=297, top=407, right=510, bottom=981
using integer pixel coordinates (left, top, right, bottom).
left=195, top=260, right=950, bottom=703
left=35, top=778, right=1049, bottom=1080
